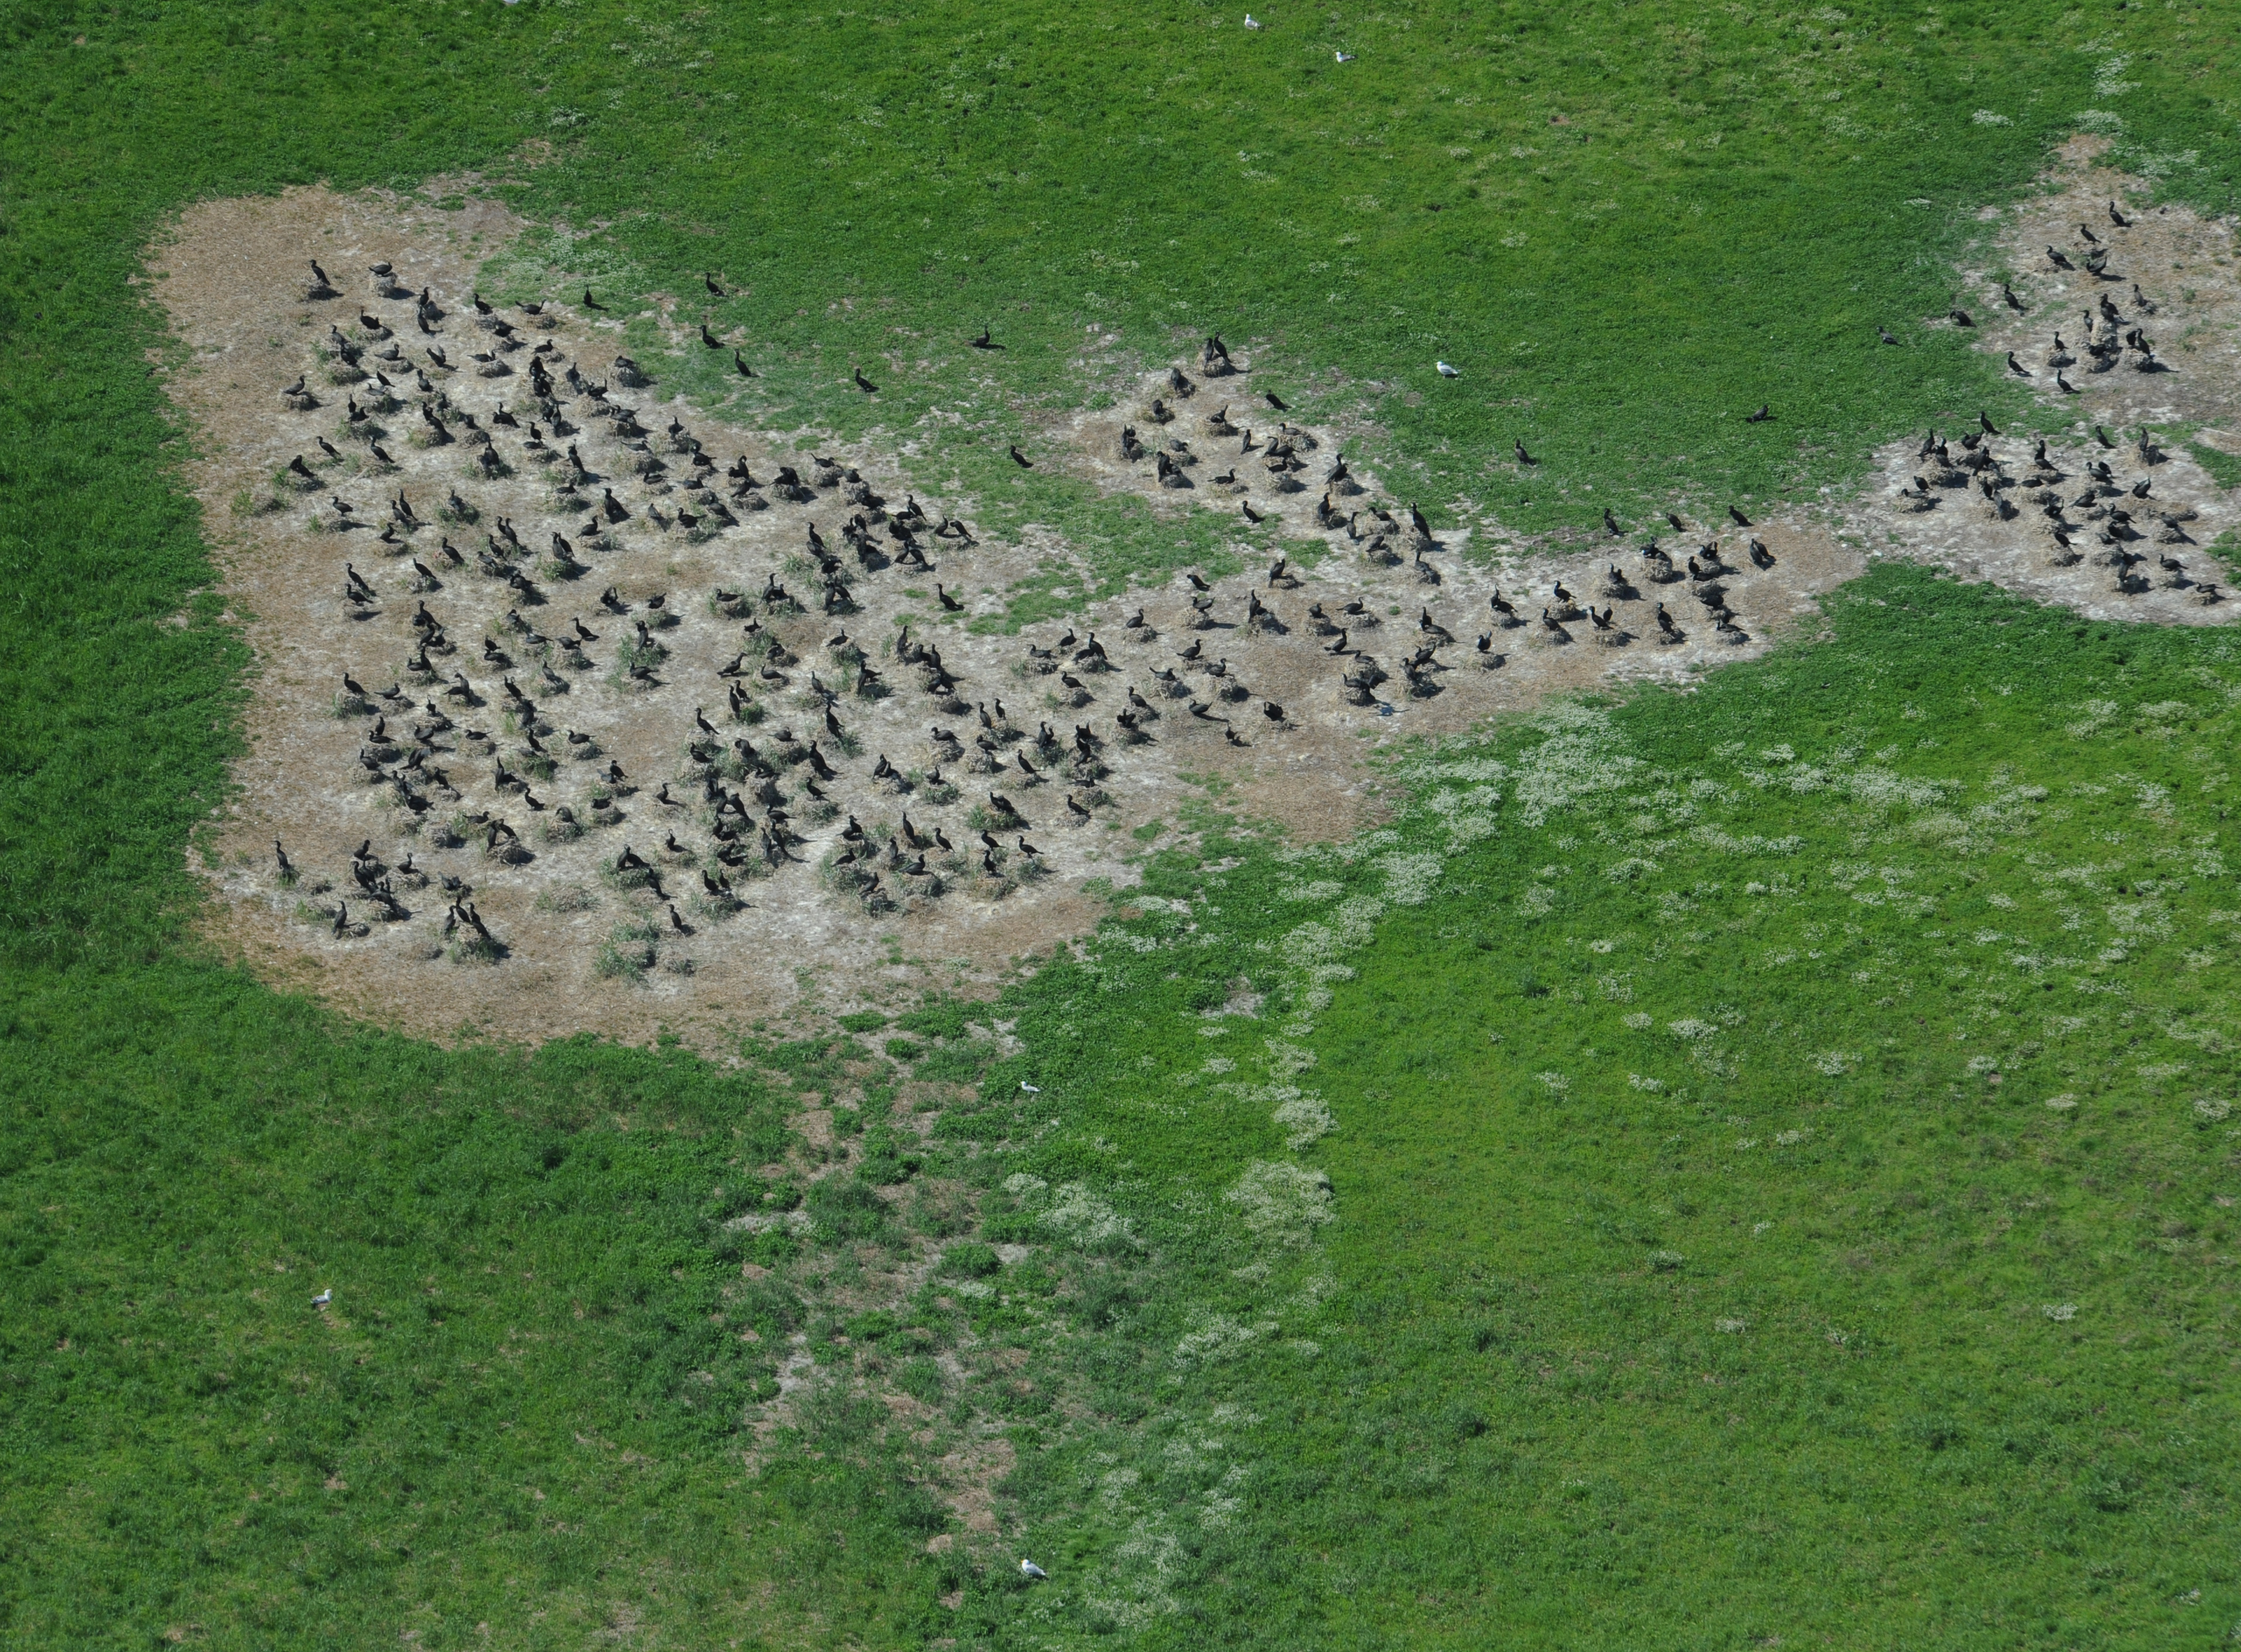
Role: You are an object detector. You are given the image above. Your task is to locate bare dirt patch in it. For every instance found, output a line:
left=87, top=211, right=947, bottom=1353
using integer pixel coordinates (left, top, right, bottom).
left=1852, top=142, right=2241, bottom=614
left=154, top=186, right=1868, bottom=1048
left=151, top=154, right=2236, bottom=1048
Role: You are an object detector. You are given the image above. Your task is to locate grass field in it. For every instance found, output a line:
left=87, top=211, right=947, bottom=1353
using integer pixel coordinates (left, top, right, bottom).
left=5, top=2, right=2241, bottom=1646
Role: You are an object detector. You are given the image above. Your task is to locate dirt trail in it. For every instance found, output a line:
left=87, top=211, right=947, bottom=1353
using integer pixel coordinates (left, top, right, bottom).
left=148, top=152, right=2238, bottom=1048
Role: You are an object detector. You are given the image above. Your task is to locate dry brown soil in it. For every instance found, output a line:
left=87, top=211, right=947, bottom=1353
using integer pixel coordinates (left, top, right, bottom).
left=149, top=154, right=2240, bottom=1047
left=1851, top=136, right=2241, bottom=609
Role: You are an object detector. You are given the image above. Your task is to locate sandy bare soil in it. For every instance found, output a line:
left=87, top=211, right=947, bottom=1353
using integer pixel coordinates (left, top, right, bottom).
left=1851, top=136, right=2241, bottom=611
left=147, top=151, right=2239, bottom=1047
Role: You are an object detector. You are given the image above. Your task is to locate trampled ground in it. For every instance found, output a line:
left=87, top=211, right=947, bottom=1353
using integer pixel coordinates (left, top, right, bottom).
left=156, top=143, right=2241, bottom=1053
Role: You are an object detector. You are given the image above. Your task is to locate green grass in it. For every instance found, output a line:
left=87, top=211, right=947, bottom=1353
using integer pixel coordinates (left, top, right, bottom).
left=2191, top=442, right=2241, bottom=492
left=0, top=986, right=964, bottom=1644
left=6, top=0, right=2241, bottom=1644
left=12, top=569, right=2241, bottom=1646
left=915, top=566, right=2241, bottom=1648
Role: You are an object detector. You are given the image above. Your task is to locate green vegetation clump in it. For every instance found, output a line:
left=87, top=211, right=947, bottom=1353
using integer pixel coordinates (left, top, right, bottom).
left=942, top=1242, right=1002, bottom=1279
left=593, top=918, right=658, bottom=981
left=2190, top=442, right=2241, bottom=492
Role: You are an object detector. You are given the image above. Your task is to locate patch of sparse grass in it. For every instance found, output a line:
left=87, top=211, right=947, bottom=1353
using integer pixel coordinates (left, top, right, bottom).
left=593, top=916, right=660, bottom=982
left=2190, top=442, right=2241, bottom=492
left=446, top=928, right=505, bottom=965
left=686, top=888, right=743, bottom=922
left=908, top=769, right=959, bottom=806
left=533, top=884, right=599, bottom=915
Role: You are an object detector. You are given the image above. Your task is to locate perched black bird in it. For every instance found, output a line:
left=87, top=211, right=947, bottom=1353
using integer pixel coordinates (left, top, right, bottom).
left=1513, top=439, right=1537, bottom=466
left=1978, top=411, right=1999, bottom=436
left=700, top=323, right=722, bottom=349
left=2002, top=283, right=2026, bottom=312
left=705, top=274, right=726, bottom=296
left=2095, top=424, right=2116, bottom=449
left=1727, top=505, right=1751, bottom=527
left=1948, top=308, right=1974, bottom=328
left=1878, top=326, right=1900, bottom=345
left=2047, top=246, right=2075, bottom=271
left=734, top=350, right=756, bottom=379
left=854, top=368, right=879, bottom=393
left=1263, top=390, right=1289, bottom=411
left=970, top=327, right=1003, bottom=350
left=583, top=288, right=607, bottom=309
left=1010, top=445, right=1033, bottom=468
left=936, top=583, right=964, bottom=612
